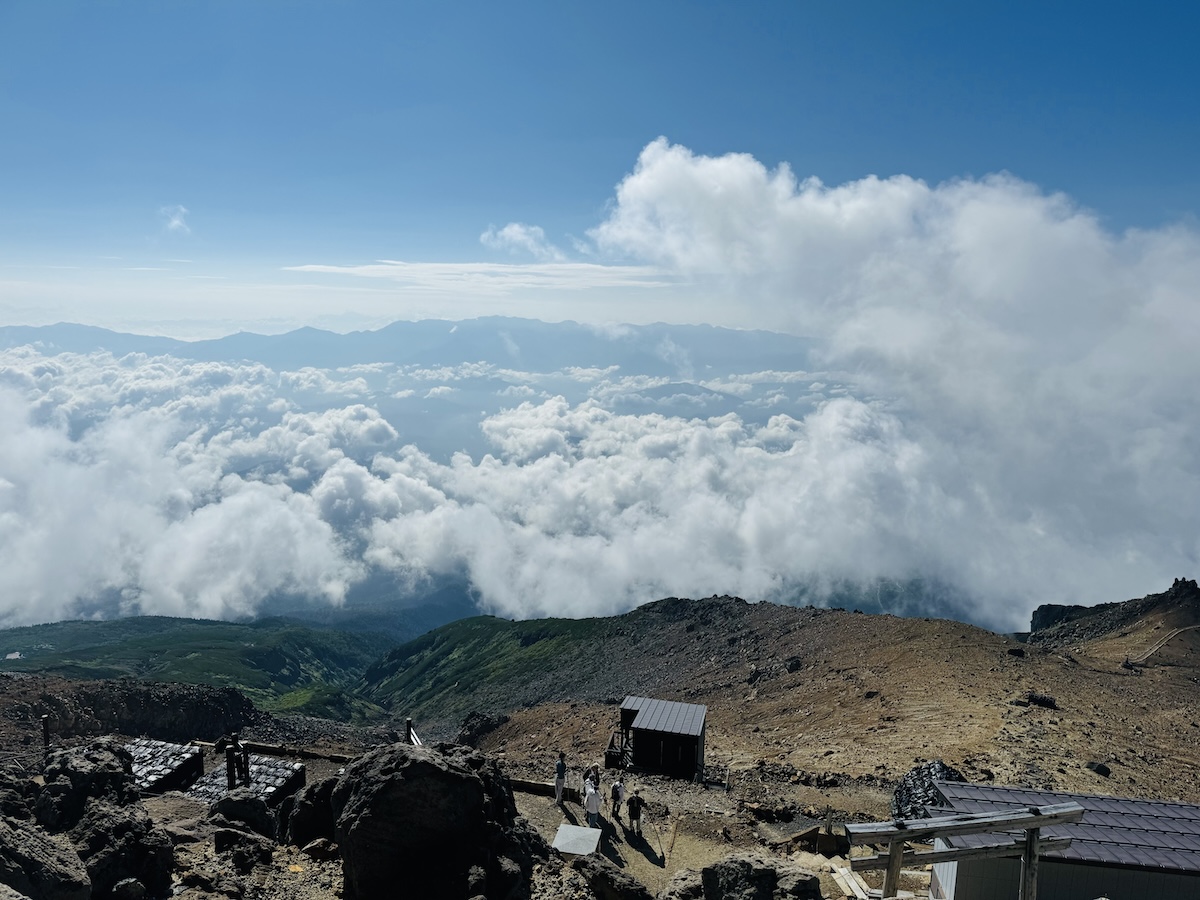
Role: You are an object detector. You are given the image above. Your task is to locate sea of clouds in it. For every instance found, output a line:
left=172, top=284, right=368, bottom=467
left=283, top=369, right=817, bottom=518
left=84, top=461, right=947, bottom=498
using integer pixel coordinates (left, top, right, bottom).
left=2, top=138, right=1198, bottom=632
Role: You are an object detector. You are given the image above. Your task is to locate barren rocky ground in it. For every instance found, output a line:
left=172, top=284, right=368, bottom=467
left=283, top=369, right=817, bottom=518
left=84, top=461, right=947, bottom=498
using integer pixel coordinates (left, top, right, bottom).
left=1, top=579, right=1198, bottom=898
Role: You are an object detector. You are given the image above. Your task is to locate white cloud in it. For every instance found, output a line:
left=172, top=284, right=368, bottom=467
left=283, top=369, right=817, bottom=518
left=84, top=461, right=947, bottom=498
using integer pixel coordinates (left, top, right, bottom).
left=283, top=259, right=672, bottom=294
left=480, top=222, right=565, bottom=262
left=4, top=139, right=1200, bottom=633
left=160, top=204, right=190, bottom=235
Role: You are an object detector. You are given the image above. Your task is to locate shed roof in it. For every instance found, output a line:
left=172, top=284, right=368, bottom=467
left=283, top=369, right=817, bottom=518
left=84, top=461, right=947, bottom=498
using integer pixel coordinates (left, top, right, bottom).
left=935, top=780, right=1200, bottom=874
left=621, top=695, right=706, bottom=737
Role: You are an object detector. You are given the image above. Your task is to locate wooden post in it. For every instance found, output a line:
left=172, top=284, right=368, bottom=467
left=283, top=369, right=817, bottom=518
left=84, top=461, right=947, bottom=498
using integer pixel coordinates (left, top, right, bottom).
left=406, top=718, right=414, bottom=744
left=225, top=746, right=237, bottom=790
left=883, top=838, right=905, bottom=899
left=1020, top=826, right=1040, bottom=900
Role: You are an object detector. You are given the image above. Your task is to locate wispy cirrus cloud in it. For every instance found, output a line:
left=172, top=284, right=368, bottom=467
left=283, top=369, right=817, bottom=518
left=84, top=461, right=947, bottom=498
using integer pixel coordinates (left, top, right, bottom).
left=160, top=204, right=191, bottom=234
left=283, top=259, right=673, bottom=293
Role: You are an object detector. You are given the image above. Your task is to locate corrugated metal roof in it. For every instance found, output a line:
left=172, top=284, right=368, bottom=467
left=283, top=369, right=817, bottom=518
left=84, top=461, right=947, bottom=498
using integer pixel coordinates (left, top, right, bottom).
left=935, top=780, right=1200, bottom=874
left=621, top=695, right=706, bottom=737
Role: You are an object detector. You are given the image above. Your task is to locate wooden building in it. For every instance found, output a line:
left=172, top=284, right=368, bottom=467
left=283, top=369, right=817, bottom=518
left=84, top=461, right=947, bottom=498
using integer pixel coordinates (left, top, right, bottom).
left=614, top=695, right=706, bottom=779
left=930, top=781, right=1200, bottom=899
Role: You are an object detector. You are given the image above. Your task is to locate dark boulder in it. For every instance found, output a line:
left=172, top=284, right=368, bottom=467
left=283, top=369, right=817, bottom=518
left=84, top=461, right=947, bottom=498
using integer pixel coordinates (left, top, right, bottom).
left=568, top=855, right=654, bottom=900
left=330, top=742, right=548, bottom=899
left=35, top=740, right=139, bottom=832
left=456, top=712, right=510, bottom=748
left=0, top=817, right=90, bottom=900
left=213, top=828, right=275, bottom=875
left=69, top=800, right=172, bottom=900
left=109, top=881, right=145, bottom=900
left=210, top=788, right=276, bottom=840
left=661, top=853, right=822, bottom=900
left=285, top=777, right=337, bottom=847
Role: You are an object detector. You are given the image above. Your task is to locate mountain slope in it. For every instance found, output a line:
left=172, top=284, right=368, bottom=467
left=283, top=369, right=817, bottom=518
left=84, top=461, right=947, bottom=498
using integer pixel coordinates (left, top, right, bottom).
left=0, top=616, right=395, bottom=720
left=368, top=586, right=1200, bottom=807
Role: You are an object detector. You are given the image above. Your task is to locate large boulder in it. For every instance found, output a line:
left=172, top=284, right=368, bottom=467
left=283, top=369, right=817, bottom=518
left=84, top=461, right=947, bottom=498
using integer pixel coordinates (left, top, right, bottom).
left=69, top=800, right=172, bottom=900
left=35, top=740, right=139, bottom=832
left=210, top=788, right=276, bottom=840
left=568, top=855, right=654, bottom=900
left=661, top=853, right=822, bottom=900
left=330, top=742, right=548, bottom=900
left=284, top=776, right=337, bottom=847
left=28, top=740, right=173, bottom=900
left=0, top=817, right=90, bottom=900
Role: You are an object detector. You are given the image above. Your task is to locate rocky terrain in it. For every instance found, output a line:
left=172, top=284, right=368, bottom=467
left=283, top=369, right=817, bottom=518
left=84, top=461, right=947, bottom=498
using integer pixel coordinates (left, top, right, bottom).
left=1, top=578, right=1199, bottom=898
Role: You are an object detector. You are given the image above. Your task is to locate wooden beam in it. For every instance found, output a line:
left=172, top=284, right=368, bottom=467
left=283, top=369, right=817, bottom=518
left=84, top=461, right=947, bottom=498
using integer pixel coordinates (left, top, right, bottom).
left=850, top=837, right=1073, bottom=871
left=1020, top=827, right=1040, bottom=900
left=882, top=839, right=905, bottom=899
left=845, top=802, right=1084, bottom=844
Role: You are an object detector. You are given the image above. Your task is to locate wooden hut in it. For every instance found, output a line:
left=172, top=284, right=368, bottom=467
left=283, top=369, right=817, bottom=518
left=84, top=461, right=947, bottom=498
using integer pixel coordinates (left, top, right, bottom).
left=615, top=695, right=706, bottom=779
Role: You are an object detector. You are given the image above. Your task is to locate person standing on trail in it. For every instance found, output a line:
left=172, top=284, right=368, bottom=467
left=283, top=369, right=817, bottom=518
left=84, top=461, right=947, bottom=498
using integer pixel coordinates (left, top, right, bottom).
left=554, top=752, right=566, bottom=804
left=626, top=788, right=645, bottom=836
left=610, top=775, right=625, bottom=822
left=584, top=781, right=602, bottom=828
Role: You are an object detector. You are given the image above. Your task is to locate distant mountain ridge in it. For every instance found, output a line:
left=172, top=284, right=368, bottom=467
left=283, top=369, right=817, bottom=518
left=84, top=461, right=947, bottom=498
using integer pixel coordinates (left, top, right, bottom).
left=0, top=317, right=815, bottom=375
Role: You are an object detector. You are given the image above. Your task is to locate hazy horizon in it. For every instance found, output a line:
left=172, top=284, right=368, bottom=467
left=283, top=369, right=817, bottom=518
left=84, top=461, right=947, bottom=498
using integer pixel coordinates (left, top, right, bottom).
left=1, top=3, right=1197, bottom=634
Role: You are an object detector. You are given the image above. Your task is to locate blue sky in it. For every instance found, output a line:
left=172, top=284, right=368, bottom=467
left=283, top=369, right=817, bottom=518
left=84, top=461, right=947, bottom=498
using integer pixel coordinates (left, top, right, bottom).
left=1, top=1, right=1198, bottom=336
left=3, top=2, right=1200, bottom=626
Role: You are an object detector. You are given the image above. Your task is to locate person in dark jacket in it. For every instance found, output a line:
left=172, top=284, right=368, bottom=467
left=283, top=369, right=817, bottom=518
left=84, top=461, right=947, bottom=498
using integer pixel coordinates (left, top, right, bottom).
left=554, top=751, right=566, bottom=804
left=626, top=788, right=645, bottom=835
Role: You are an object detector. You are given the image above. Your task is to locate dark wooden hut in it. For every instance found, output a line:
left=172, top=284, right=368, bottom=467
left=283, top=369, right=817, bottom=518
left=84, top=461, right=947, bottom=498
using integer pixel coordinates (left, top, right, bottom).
left=615, top=695, right=706, bottom=779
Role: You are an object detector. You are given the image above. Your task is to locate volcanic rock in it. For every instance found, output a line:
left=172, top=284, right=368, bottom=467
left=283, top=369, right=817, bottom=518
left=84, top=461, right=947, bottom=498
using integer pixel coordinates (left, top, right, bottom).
left=0, top=817, right=90, bottom=900
left=284, top=776, right=337, bottom=848
left=660, top=853, right=821, bottom=900
left=567, top=855, right=654, bottom=900
left=210, top=788, right=276, bottom=840
left=35, top=739, right=139, bottom=831
left=330, top=741, right=548, bottom=899
left=68, top=799, right=173, bottom=899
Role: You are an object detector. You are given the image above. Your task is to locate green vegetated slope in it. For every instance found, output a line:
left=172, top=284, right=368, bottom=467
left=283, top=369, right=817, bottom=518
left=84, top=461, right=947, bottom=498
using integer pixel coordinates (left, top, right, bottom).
left=362, top=613, right=611, bottom=724
left=0, top=616, right=396, bottom=721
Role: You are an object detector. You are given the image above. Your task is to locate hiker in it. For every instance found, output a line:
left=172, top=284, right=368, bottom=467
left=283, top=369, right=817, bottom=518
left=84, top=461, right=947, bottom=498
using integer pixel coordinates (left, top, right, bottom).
left=584, top=781, right=602, bottom=828
left=626, top=787, right=645, bottom=835
left=610, top=775, right=625, bottom=822
left=554, top=751, right=566, bottom=804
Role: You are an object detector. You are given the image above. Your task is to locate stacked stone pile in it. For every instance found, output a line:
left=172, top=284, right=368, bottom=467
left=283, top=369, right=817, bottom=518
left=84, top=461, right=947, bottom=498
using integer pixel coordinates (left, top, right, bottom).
left=890, top=759, right=967, bottom=820
left=186, top=754, right=304, bottom=806
left=124, top=739, right=203, bottom=794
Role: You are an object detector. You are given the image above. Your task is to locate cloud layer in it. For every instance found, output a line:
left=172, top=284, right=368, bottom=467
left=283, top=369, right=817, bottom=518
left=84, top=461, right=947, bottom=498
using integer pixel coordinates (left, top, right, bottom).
left=2, top=139, right=1198, bottom=632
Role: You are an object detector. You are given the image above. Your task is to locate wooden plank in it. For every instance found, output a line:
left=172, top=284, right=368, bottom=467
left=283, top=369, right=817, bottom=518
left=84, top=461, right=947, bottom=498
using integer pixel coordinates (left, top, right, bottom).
left=829, top=866, right=853, bottom=898
left=845, top=802, right=1084, bottom=843
left=850, top=837, right=1073, bottom=871
left=831, top=865, right=870, bottom=900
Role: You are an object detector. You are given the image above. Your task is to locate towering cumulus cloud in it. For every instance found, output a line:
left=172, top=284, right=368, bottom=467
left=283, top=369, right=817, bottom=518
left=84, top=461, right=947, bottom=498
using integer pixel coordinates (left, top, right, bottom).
left=1, top=139, right=1197, bottom=631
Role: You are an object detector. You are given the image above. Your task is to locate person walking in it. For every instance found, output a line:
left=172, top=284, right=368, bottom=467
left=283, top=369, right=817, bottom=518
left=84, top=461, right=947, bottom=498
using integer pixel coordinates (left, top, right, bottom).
left=610, top=775, right=625, bottom=823
left=626, top=788, right=645, bottom=836
left=554, top=751, right=566, bottom=805
left=584, top=781, right=602, bottom=828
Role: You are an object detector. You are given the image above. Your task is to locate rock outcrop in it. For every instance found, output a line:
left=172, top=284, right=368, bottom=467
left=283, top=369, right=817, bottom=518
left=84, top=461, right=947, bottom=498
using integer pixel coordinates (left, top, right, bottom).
left=327, top=741, right=548, bottom=900
left=0, top=818, right=90, bottom=900
left=567, top=855, right=654, bottom=900
left=660, top=854, right=822, bottom=900
left=1, top=739, right=173, bottom=900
